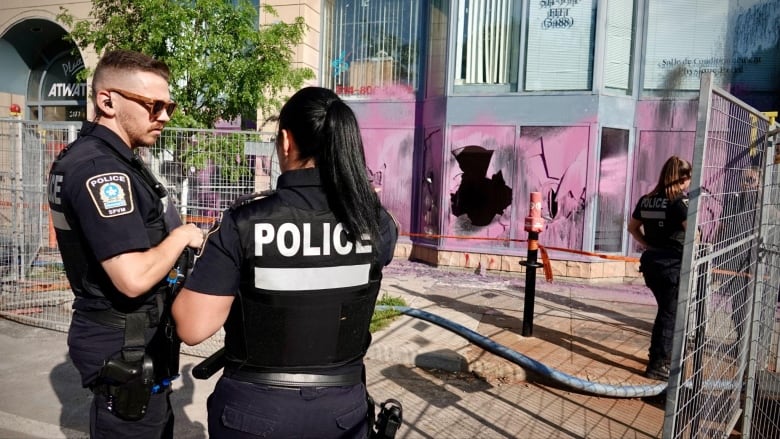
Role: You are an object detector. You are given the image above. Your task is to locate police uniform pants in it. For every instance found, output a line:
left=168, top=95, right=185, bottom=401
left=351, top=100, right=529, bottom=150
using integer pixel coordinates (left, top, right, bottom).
left=207, top=376, right=368, bottom=438
left=90, top=388, right=173, bottom=439
left=68, top=312, right=174, bottom=439
left=640, top=252, right=681, bottom=365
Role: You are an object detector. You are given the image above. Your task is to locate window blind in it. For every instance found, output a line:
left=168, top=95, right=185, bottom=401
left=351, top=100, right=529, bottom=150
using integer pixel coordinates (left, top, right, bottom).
left=454, top=0, right=514, bottom=85
left=525, top=0, right=596, bottom=91
left=603, top=0, right=635, bottom=91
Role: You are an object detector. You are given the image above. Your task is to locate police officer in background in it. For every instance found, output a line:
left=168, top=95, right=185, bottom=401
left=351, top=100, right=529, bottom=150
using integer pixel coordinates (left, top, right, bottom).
left=173, top=86, right=398, bottom=438
left=47, top=49, right=204, bottom=438
left=628, top=156, right=691, bottom=381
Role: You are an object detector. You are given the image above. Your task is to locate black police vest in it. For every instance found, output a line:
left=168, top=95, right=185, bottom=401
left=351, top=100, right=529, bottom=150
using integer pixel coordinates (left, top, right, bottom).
left=225, top=194, right=382, bottom=372
left=637, top=194, right=685, bottom=252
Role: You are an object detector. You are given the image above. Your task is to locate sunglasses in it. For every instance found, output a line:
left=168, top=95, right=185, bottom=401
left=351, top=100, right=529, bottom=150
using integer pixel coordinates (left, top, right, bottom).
left=107, top=88, right=177, bottom=117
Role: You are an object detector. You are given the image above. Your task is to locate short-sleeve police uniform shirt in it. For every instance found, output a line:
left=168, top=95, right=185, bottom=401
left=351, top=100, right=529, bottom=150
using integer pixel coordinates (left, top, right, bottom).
left=48, top=122, right=170, bottom=311
left=632, top=193, right=688, bottom=251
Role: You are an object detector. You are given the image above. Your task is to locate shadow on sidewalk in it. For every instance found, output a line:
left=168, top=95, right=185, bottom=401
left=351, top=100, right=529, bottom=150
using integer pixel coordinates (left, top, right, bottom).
left=50, top=355, right=90, bottom=438
left=49, top=355, right=207, bottom=438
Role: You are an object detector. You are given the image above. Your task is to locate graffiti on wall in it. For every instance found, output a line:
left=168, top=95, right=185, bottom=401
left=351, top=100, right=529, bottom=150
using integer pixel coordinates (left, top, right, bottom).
left=518, top=126, right=589, bottom=250
left=421, top=128, right=443, bottom=237
left=445, top=125, right=591, bottom=251
left=361, top=128, right=415, bottom=236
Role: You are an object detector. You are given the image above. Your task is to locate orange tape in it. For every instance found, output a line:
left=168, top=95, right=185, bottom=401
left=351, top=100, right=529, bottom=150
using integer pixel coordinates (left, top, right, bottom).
left=711, top=268, right=752, bottom=278
left=400, top=232, right=639, bottom=282
left=538, top=245, right=553, bottom=282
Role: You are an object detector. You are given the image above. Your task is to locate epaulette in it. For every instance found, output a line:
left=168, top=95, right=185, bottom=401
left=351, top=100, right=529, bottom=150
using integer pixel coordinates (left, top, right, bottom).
left=229, top=189, right=276, bottom=210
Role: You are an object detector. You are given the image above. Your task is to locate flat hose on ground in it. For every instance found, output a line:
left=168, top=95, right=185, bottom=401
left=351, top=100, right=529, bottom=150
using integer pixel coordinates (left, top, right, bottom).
left=375, top=305, right=668, bottom=398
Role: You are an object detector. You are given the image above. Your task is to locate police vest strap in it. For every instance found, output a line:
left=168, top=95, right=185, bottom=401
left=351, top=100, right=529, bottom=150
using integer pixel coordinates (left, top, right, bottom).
left=223, top=368, right=362, bottom=388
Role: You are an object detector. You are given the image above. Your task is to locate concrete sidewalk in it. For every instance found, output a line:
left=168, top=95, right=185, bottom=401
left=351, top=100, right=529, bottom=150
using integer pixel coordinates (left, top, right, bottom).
left=0, top=259, right=667, bottom=438
left=372, top=260, right=661, bottom=387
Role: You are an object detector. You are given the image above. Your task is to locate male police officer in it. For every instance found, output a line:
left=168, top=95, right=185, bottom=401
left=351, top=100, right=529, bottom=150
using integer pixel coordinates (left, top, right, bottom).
left=47, top=49, right=203, bottom=438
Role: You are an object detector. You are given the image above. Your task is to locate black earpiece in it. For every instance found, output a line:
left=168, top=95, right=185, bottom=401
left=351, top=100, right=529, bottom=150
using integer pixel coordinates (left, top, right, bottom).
left=104, top=100, right=112, bottom=108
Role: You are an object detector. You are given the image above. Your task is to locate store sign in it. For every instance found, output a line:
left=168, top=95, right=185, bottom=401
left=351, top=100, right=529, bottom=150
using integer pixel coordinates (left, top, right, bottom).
left=66, top=106, right=87, bottom=121
left=42, top=55, right=87, bottom=101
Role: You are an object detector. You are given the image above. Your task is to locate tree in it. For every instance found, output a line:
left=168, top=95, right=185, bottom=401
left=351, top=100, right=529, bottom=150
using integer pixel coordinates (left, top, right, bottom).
left=59, top=0, right=314, bottom=128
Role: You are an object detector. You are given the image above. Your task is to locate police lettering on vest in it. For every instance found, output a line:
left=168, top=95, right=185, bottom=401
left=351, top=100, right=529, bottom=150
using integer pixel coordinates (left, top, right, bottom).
left=640, top=197, right=668, bottom=209
left=255, top=222, right=372, bottom=257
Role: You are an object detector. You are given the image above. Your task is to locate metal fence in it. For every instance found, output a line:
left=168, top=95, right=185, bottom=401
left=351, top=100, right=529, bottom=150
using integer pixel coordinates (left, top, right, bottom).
left=0, top=120, right=277, bottom=357
left=664, top=73, right=780, bottom=439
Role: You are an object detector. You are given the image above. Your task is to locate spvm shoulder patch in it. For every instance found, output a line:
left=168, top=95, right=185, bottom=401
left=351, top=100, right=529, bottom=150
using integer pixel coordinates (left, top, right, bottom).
left=85, top=172, right=134, bottom=218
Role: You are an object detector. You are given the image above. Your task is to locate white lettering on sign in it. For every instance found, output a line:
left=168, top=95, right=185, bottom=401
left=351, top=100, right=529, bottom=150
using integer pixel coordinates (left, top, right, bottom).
left=48, top=83, right=88, bottom=98
left=62, top=58, right=84, bottom=78
left=254, top=222, right=373, bottom=257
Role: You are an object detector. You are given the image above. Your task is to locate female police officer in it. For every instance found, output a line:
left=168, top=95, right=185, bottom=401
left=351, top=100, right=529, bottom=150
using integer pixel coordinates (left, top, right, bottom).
left=173, top=86, right=398, bottom=438
left=628, top=155, right=691, bottom=381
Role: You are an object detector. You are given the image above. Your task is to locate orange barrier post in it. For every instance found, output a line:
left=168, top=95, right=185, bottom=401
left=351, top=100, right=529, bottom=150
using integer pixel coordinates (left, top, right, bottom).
left=521, top=192, right=545, bottom=337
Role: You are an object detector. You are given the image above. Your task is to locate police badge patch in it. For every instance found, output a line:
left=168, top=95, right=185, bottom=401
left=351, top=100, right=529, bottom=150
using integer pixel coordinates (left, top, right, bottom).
left=85, top=172, right=134, bottom=218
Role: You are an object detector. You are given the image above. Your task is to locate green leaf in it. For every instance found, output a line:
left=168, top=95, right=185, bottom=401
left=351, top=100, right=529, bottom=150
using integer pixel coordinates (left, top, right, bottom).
left=59, top=0, right=314, bottom=174
left=58, top=0, right=313, bottom=130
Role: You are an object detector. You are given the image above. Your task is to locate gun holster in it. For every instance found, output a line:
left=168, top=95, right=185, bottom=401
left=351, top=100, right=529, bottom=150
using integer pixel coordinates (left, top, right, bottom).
left=93, top=311, right=158, bottom=421
left=97, top=353, right=154, bottom=421
left=368, top=396, right=403, bottom=439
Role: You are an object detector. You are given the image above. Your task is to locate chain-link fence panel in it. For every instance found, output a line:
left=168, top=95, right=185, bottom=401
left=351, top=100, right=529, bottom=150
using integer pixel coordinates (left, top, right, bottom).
left=665, top=73, right=780, bottom=439
left=744, top=121, right=780, bottom=439
left=0, top=121, right=77, bottom=333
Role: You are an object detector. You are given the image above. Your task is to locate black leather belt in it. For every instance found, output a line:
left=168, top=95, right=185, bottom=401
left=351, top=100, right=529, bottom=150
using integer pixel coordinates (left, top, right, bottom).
left=223, top=368, right=362, bottom=388
left=75, top=309, right=158, bottom=329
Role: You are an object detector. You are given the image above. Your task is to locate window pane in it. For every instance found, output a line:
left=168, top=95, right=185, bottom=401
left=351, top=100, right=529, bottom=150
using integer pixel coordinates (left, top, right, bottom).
left=603, top=0, right=635, bottom=92
left=454, top=0, right=518, bottom=89
left=643, top=0, right=778, bottom=98
left=524, top=0, right=596, bottom=91
left=322, top=0, right=421, bottom=98
left=426, top=0, right=448, bottom=98
left=643, top=0, right=730, bottom=92
left=594, top=128, right=629, bottom=253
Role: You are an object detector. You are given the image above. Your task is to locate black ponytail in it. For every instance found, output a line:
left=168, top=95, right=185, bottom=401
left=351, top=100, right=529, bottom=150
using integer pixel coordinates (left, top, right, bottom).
left=278, top=87, right=381, bottom=245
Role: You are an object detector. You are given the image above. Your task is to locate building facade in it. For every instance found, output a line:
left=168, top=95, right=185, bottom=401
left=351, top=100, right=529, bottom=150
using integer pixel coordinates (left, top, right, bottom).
left=1, top=0, right=778, bottom=276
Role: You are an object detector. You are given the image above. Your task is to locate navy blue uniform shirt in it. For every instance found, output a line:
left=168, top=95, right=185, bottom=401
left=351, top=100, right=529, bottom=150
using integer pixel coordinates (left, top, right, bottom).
left=632, top=193, right=688, bottom=252
left=48, top=122, right=176, bottom=312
